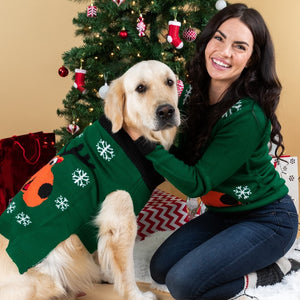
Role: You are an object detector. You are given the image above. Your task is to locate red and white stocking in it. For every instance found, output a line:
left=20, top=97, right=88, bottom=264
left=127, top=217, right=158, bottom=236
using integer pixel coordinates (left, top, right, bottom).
left=167, top=20, right=183, bottom=49
left=74, top=69, right=87, bottom=94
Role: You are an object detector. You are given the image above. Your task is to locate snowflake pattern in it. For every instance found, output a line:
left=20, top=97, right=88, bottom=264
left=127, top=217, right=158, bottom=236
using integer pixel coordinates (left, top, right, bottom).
left=182, top=85, right=192, bottom=104
left=72, top=168, right=90, bottom=187
left=55, top=195, right=69, bottom=211
left=233, top=185, right=252, bottom=200
left=96, top=139, right=115, bottom=161
left=16, top=212, right=32, bottom=227
left=6, top=201, right=16, bottom=214
left=222, top=100, right=243, bottom=119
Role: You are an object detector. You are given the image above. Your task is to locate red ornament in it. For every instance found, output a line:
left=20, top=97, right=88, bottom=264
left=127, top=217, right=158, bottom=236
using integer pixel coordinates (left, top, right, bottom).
left=183, top=27, right=197, bottom=42
left=137, top=14, right=146, bottom=37
left=67, top=122, right=80, bottom=135
left=167, top=20, right=183, bottom=49
left=58, top=66, right=69, bottom=77
left=119, top=28, right=128, bottom=39
left=177, top=79, right=184, bottom=97
left=87, top=5, right=97, bottom=17
left=112, top=0, right=125, bottom=6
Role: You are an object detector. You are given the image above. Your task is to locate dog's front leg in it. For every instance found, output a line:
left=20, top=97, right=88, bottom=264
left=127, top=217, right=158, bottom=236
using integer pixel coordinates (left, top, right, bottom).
left=95, top=190, right=156, bottom=300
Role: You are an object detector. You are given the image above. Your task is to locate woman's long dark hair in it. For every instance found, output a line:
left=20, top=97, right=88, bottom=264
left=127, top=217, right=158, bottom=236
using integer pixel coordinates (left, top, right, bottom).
left=182, top=3, right=284, bottom=165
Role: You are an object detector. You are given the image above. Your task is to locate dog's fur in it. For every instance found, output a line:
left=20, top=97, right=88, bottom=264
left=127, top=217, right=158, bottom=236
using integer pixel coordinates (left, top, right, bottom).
left=0, top=60, right=180, bottom=300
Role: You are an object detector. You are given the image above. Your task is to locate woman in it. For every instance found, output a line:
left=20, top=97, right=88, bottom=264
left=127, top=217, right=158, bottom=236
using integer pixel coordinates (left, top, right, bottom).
left=129, top=3, right=299, bottom=300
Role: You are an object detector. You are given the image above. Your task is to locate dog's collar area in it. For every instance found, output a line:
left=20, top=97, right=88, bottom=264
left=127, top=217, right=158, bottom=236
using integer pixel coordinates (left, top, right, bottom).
left=99, top=115, right=164, bottom=192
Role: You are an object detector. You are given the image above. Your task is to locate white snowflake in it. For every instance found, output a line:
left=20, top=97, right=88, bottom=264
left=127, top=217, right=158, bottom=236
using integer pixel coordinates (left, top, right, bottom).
left=182, top=85, right=192, bottom=104
left=6, top=201, right=16, bottom=214
left=72, top=168, right=90, bottom=187
left=222, top=100, right=243, bottom=118
left=16, top=212, right=32, bottom=226
left=55, top=195, right=69, bottom=211
left=233, top=185, right=252, bottom=200
left=96, top=139, right=115, bottom=161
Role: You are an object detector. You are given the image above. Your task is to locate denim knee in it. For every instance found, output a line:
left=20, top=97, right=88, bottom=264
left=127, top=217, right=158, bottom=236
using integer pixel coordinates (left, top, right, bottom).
left=165, top=267, right=191, bottom=300
left=150, top=253, right=167, bottom=284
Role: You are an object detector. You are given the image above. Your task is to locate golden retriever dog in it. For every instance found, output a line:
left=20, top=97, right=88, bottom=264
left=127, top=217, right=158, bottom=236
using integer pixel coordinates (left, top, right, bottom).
left=0, top=60, right=180, bottom=300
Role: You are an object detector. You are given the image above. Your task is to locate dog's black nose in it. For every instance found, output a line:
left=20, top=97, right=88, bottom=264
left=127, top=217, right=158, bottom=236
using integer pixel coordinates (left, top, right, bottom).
left=156, top=104, right=175, bottom=120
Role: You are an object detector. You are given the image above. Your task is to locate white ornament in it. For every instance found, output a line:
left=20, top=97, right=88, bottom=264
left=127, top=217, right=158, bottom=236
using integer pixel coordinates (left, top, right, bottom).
left=215, top=0, right=227, bottom=10
left=99, top=82, right=109, bottom=99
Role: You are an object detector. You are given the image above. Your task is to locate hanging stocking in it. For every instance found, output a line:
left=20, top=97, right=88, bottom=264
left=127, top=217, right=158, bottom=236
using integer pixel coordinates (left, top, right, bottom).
left=167, top=20, right=183, bottom=49
left=74, top=69, right=87, bottom=94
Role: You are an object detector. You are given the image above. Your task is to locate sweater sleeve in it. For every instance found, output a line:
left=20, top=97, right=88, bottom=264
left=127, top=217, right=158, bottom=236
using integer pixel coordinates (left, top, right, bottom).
left=140, top=101, right=269, bottom=198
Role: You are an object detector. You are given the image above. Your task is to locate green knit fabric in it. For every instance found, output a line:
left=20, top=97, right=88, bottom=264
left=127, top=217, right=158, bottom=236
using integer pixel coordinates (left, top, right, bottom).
left=0, top=117, right=162, bottom=274
left=145, top=97, right=288, bottom=212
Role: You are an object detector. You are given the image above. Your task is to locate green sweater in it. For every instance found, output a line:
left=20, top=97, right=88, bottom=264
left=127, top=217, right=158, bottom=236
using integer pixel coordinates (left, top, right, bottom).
left=136, top=96, right=288, bottom=213
left=0, top=116, right=163, bottom=274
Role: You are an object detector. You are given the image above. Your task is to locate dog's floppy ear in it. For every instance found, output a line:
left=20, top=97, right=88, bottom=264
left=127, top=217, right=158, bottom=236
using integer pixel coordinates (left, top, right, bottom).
left=104, top=76, right=125, bottom=133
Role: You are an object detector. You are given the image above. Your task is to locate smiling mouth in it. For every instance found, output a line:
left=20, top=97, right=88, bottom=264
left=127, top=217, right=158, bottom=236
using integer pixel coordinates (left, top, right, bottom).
left=212, top=58, right=231, bottom=68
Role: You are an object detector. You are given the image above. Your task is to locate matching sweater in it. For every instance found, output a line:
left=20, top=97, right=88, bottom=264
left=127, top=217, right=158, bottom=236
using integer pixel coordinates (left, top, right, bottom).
left=136, top=95, right=288, bottom=213
left=0, top=116, right=163, bottom=274
left=0, top=89, right=289, bottom=274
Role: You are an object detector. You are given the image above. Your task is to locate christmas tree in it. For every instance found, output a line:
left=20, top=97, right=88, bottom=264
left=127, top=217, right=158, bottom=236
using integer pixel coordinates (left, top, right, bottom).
left=55, top=0, right=227, bottom=149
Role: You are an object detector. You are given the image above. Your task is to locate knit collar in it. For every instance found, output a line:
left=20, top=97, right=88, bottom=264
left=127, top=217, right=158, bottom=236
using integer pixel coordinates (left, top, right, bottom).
left=99, top=115, right=163, bottom=192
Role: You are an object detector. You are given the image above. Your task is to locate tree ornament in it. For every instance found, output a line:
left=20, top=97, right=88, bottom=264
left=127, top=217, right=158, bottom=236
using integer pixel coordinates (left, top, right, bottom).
left=136, top=14, right=146, bottom=37
left=58, top=66, right=69, bottom=77
left=186, top=197, right=202, bottom=221
left=99, top=74, right=110, bottom=99
left=74, top=68, right=87, bottom=94
left=67, top=121, right=80, bottom=135
left=177, top=79, right=184, bottom=97
left=182, top=27, right=197, bottom=42
left=87, top=2, right=97, bottom=17
left=215, top=0, right=227, bottom=11
left=119, top=28, right=128, bottom=39
left=167, top=19, right=183, bottom=49
left=112, top=0, right=125, bottom=6
left=99, top=83, right=109, bottom=99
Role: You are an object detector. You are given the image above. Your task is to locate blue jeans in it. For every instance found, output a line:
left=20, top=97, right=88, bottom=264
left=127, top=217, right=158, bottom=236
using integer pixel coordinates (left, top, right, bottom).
left=150, top=195, right=298, bottom=300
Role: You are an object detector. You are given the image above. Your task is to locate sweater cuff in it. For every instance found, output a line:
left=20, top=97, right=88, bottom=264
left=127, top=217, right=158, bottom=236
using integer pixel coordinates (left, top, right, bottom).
left=134, top=137, right=157, bottom=156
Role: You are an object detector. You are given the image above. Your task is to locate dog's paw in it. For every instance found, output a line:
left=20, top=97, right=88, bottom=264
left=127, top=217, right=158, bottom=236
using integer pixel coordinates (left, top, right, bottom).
left=130, top=291, right=157, bottom=300
left=142, top=291, right=157, bottom=300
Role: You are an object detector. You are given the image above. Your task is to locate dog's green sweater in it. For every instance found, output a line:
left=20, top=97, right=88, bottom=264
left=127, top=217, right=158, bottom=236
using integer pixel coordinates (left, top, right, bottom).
left=0, top=116, right=163, bottom=274
left=135, top=92, right=288, bottom=212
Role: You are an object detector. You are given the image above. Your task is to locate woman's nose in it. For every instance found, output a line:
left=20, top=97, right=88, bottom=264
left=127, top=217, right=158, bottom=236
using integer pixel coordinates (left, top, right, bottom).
left=220, top=43, right=232, bottom=57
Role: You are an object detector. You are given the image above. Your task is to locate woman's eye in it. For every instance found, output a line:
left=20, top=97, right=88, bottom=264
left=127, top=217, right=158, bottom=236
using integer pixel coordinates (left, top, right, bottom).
left=167, top=79, right=174, bottom=86
left=136, top=84, right=147, bottom=93
left=236, top=44, right=246, bottom=51
left=214, top=35, right=223, bottom=41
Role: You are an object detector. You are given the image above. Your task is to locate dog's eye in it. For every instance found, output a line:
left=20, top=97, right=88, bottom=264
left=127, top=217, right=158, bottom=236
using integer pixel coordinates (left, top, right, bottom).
left=136, top=84, right=147, bottom=93
left=166, top=79, right=174, bottom=87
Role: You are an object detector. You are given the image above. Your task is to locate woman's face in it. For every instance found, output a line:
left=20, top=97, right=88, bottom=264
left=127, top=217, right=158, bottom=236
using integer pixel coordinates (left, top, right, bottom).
left=205, top=18, right=254, bottom=89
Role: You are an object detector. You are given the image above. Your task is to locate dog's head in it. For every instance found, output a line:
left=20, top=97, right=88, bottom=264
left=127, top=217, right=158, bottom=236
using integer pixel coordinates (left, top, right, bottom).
left=104, top=60, right=180, bottom=150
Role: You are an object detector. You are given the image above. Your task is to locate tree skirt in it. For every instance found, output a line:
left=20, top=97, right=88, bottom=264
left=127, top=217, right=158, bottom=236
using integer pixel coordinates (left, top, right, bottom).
left=134, top=231, right=300, bottom=300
